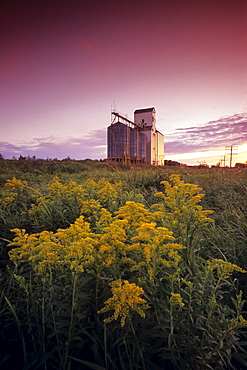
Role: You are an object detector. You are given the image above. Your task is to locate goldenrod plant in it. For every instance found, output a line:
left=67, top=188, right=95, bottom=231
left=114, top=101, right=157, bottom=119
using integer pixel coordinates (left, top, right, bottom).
left=152, top=174, right=214, bottom=272
left=0, top=163, right=247, bottom=369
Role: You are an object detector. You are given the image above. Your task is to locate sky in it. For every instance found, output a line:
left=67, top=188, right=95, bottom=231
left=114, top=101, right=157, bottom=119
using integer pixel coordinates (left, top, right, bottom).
left=0, top=0, right=247, bottom=166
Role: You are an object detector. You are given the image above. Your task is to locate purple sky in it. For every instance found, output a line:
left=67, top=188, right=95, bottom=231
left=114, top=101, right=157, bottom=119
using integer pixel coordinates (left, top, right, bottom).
left=0, top=0, right=246, bottom=165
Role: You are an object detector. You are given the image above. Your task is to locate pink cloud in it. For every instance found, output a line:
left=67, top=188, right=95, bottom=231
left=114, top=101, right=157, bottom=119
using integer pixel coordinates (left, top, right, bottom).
left=165, top=113, right=247, bottom=155
left=0, top=130, right=107, bottom=160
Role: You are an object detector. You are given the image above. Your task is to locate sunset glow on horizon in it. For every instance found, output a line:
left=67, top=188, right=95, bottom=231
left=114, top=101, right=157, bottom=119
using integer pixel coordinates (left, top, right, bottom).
left=0, top=0, right=246, bottom=166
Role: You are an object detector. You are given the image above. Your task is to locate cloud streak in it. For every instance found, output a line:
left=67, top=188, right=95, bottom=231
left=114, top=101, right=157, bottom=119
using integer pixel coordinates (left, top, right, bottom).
left=165, top=113, right=247, bottom=155
left=0, top=130, right=107, bottom=160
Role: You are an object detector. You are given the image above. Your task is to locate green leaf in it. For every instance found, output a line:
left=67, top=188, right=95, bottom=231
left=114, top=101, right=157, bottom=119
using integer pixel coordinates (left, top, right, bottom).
left=68, top=356, right=106, bottom=370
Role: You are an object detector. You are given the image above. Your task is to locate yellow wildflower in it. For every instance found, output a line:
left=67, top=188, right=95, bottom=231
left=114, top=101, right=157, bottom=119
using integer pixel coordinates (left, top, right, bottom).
left=170, top=293, right=184, bottom=307
left=79, top=199, right=102, bottom=224
left=115, top=201, right=155, bottom=228
left=5, top=177, right=28, bottom=189
left=153, top=174, right=213, bottom=228
left=207, top=259, right=246, bottom=280
left=47, top=177, right=86, bottom=200
left=8, top=216, right=98, bottom=276
left=96, top=178, right=122, bottom=206
left=230, top=315, right=247, bottom=329
left=98, top=280, right=149, bottom=327
left=98, top=220, right=129, bottom=269
left=95, top=207, right=113, bottom=230
left=181, top=278, right=193, bottom=290
left=130, top=222, right=184, bottom=279
left=13, top=274, right=28, bottom=292
left=1, top=196, right=17, bottom=207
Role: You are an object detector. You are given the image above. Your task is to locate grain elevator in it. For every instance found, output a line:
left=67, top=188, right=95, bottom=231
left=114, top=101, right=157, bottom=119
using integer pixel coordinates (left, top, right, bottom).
left=107, top=107, right=164, bottom=165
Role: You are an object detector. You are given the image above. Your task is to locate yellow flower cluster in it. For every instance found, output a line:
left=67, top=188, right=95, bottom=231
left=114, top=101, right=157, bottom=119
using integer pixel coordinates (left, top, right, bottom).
left=24, top=177, right=123, bottom=221
left=82, top=178, right=122, bottom=209
left=95, top=207, right=113, bottom=230
left=98, top=280, right=149, bottom=327
left=1, top=177, right=28, bottom=208
left=207, top=259, right=247, bottom=280
left=48, top=177, right=85, bottom=199
left=13, top=274, right=28, bottom=293
left=230, top=315, right=247, bottom=329
left=99, top=219, right=128, bottom=268
left=96, top=178, right=122, bottom=206
left=169, top=293, right=185, bottom=307
left=4, top=177, right=28, bottom=189
left=1, top=195, right=17, bottom=207
left=115, top=201, right=157, bottom=229
left=9, top=189, right=187, bottom=284
left=152, top=174, right=213, bottom=228
left=9, top=216, right=97, bottom=276
left=79, top=199, right=103, bottom=225
left=76, top=179, right=121, bottom=225
left=130, top=222, right=185, bottom=279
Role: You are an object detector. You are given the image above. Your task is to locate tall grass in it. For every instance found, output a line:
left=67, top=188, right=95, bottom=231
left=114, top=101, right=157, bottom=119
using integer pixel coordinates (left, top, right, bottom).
left=1, top=160, right=247, bottom=368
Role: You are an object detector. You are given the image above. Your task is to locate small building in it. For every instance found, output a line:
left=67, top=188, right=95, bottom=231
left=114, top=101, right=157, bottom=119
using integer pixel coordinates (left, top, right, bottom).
left=107, top=107, right=164, bottom=165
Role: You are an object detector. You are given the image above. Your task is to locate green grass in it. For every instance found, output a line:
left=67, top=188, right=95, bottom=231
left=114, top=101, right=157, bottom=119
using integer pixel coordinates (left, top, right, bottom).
left=1, top=159, right=247, bottom=369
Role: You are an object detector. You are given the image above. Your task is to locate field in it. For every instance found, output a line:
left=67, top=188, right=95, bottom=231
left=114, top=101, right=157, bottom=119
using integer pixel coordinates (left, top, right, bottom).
left=1, top=158, right=247, bottom=369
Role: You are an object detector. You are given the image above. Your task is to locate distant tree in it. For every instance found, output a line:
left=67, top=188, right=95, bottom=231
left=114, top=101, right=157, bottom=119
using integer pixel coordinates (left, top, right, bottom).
left=164, top=160, right=181, bottom=166
left=27, top=155, right=37, bottom=161
left=62, top=156, right=73, bottom=162
left=235, top=163, right=247, bottom=168
left=0, top=153, right=4, bottom=160
left=198, top=160, right=209, bottom=168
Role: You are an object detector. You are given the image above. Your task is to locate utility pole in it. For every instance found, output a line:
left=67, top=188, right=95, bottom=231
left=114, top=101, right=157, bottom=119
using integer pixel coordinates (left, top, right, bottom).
left=220, top=156, right=226, bottom=167
left=225, top=146, right=238, bottom=168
